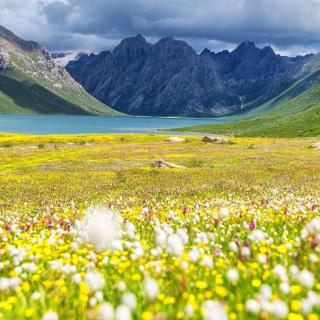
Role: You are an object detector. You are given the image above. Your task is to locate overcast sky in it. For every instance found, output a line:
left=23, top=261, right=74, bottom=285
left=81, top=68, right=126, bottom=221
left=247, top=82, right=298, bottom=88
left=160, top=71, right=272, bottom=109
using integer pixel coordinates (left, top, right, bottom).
left=1, top=0, right=320, bottom=56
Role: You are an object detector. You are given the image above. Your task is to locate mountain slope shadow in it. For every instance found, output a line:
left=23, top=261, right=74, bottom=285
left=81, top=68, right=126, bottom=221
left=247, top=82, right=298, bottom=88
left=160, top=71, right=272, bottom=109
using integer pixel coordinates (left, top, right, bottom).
left=0, top=73, right=91, bottom=114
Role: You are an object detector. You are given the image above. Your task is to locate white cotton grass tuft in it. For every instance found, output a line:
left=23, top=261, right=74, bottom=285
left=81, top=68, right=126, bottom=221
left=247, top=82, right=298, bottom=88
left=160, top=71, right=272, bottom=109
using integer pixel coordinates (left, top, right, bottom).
left=144, top=277, right=159, bottom=300
left=115, top=305, right=131, bottom=320
left=77, top=206, right=122, bottom=252
left=85, top=271, right=105, bottom=292
left=0, top=277, right=22, bottom=291
left=201, top=300, right=227, bottom=320
left=97, top=303, right=114, bottom=320
left=42, top=311, right=59, bottom=320
left=270, top=300, right=288, bottom=319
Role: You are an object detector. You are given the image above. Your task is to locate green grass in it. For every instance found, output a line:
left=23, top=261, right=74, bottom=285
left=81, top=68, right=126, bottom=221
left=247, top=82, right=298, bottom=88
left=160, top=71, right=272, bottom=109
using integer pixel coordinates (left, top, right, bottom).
left=174, top=82, right=320, bottom=137
left=0, top=70, right=122, bottom=115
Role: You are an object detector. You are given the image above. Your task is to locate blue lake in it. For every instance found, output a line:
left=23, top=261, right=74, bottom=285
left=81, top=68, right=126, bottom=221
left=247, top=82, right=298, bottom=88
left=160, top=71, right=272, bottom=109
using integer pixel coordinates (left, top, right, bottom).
left=0, top=114, right=225, bottom=134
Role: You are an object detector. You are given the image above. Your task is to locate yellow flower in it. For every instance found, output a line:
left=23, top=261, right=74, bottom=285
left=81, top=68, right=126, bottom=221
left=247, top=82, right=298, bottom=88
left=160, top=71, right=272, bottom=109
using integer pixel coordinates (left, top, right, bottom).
left=195, top=281, right=208, bottom=289
left=25, top=308, right=35, bottom=318
left=142, top=311, right=152, bottom=320
left=131, top=273, right=141, bottom=281
left=290, top=285, right=302, bottom=295
left=215, top=286, right=228, bottom=298
left=230, top=313, right=237, bottom=320
left=251, top=279, right=261, bottom=288
left=291, top=300, right=301, bottom=312
left=236, top=303, right=244, bottom=312
left=278, top=244, right=287, bottom=254
left=164, top=297, right=175, bottom=305
left=288, top=313, right=304, bottom=320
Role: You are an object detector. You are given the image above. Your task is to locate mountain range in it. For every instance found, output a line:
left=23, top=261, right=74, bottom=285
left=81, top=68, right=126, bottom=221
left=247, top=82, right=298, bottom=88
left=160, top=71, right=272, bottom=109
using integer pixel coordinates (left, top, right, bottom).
left=0, top=24, right=319, bottom=136
left=0, top=25, right=120, bottom=115
left=66, top=34, right=318, bottom=117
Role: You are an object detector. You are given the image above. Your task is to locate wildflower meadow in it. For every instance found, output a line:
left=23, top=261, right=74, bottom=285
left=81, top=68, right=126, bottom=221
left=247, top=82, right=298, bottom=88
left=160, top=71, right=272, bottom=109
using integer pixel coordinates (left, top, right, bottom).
left=0, top=133, right=319, bottom=320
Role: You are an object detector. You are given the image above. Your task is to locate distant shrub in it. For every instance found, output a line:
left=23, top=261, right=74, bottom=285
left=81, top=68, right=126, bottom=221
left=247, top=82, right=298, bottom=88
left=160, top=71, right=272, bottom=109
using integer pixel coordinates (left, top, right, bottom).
left=38, top=143, right=45, bottom=149
left=218, top=139, right=236, bottom=145
left=190, top=158, right=205, bottom=168
left=1, top=142, right=13, bottom=148
left=78, top=140, right=86, bottom=146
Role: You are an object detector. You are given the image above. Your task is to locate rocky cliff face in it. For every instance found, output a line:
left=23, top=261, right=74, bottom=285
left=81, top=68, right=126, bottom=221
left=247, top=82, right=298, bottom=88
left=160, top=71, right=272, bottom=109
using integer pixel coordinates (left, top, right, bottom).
left=67, top=35, right=312, bottom=116
left=0, top=51, right=12, bottom=70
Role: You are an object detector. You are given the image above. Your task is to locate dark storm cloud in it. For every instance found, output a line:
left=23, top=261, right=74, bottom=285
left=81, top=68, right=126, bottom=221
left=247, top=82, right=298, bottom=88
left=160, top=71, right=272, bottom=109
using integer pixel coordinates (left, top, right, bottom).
left=1, top=0, right=320, bottom=55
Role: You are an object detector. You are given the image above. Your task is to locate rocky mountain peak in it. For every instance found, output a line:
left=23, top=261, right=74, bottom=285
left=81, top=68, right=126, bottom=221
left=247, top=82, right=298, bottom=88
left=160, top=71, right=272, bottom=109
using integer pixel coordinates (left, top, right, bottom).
left=0, top=25, right=41, bottom=51
left=200, top=48, right=212, bottom=55
left=112, top=34, right=151, bottom=63
left=66, top=35, right=313, bottom=117
left=114, top=34, right=149, bottom=51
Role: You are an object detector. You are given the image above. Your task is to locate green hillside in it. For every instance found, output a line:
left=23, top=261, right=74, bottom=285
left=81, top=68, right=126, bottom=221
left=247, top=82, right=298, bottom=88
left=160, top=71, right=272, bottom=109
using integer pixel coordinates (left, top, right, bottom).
left=0, top=70, right=121, bottom=115
left=173, top=82, right=320, bottom=137
left=0, top=25, right=121, bottom=116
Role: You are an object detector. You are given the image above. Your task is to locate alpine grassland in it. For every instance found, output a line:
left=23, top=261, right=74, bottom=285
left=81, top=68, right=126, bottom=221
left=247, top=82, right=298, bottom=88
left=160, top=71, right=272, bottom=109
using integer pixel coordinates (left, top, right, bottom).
left=173, top=82, right=320, bottom=138
left=0, top=133, right=320, bottom=320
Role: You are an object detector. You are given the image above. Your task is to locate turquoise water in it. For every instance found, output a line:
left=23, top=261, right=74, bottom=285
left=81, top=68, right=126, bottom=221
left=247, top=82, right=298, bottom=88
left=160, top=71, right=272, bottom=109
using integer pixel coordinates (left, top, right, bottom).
left=0, top=115, right=224, bottom=134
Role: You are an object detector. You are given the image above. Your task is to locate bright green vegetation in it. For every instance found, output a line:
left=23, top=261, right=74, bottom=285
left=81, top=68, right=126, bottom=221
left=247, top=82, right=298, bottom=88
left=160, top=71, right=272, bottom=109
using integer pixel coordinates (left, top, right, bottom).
left=0, top=70, right=121, bottom=115
left=174, top=81, right=320, bottom=137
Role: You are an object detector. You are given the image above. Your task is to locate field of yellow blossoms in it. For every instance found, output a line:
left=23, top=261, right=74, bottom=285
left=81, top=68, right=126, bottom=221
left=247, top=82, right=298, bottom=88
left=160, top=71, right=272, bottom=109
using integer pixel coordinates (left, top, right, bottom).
left=0, top=133, right=319, bottom=320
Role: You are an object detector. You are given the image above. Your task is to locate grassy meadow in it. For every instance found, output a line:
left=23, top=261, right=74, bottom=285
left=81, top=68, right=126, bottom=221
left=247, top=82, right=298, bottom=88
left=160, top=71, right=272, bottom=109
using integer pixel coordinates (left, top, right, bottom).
left=0, top=133, right=320, bottom=319
left=174, top=83, right=320, bottom=138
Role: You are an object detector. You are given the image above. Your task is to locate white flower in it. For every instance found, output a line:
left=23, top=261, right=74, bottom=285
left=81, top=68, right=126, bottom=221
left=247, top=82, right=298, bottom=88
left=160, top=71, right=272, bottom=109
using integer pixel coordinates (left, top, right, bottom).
left=188, top=247, right=199, bottom=262
left=201, top=255, right=213, bottom=269
left=271, top=300, right=288, bottom=319
left=31, top=291, right=42, bottom=300
left=154, top=228, right=167, bottom=247
left=305, top=218, right=320, bottom=235
left=95, top=291, right=104, bottom=302
left=89, top=297, right=97, bottom=307
left=144, top=278, right=159, bottom=300
left=72, top=273, right=81, bottom=285
left=122, top=292, right=137, bottom=310
left=249, top=230, right=265, bottom=243
left=246, top=299, right=261, bottom=314
left=42, top=311, right=58, bottom=320
left=78, top=207, right=122, bottom=252
left=257, top=254, right=267, bottom=264
left=185, top=304, right=194, bottom=318
left=177, top=228, right=189, bottom=244
left=202, top=300, right=227, bottom=320
left=309, top=253, right=318, bottom=263
left=0, top=277, right=22, bottom=291
left=219, top=207, right=229, bottom=218
left=115, top=305, right=131, bottom=320
left=241, top=246, right=251, bottom=258
left=227, top=269, right=239, bottom=282
left=85, top=272, right=105, bottom=292
left=167, top=234, right=184, bottom=255
left=117, top=281, right=127, bottom=292
left=298, top=270, right=314, bottom=288
left=279, top=282, right=290, bottom=294
left=97, top=303, right=114, bottom=320
left=229, top=241, right=238, bottom=253
left=301, top=299, right=313, bottom=314
left=273, top=265, right=287, bottom=281
left=260, top=284, right=272, bottom=300
left=289, top=265, right=299, bottom=278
